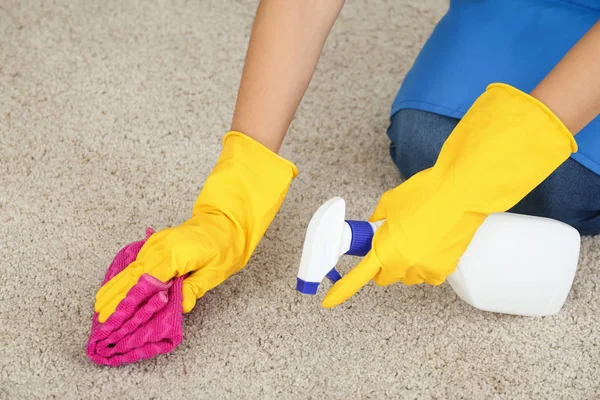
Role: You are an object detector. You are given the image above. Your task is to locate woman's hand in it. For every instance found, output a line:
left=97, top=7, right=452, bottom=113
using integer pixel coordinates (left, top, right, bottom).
left=94, top=132, right=298, bottom=322
left=322, top=84, right=578, bottom=308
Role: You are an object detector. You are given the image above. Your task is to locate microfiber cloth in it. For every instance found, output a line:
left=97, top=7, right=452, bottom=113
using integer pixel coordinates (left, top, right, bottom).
left=86, top=228, right=184, bottom=367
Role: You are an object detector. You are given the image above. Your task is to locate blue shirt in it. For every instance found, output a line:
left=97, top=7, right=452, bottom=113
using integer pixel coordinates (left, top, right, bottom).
left=391, top=0, right=600, bottom=174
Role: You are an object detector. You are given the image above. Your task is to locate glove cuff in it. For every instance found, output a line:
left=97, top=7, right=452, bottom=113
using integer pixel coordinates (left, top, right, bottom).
left=192, top=130, right=297, bottom=231
left=223, top=131, right=299, bottom=178
left=485, top=83, right=578, bottom=153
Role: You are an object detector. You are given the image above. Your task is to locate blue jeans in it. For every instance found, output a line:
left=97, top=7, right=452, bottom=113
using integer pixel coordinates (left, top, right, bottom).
left=387, top=109, right=600, bottom=236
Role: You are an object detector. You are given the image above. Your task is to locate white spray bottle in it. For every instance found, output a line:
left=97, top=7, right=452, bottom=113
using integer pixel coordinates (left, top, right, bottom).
left=297, top=197, right=581, bottom=316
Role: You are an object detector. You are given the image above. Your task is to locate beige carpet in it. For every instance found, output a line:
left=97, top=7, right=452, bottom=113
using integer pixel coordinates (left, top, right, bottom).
left=2, top=0, right=600, bottom=398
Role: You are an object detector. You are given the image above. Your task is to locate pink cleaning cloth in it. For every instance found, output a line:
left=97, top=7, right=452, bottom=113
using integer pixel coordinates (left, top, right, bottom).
left=86, top=228, right=184, bottom=367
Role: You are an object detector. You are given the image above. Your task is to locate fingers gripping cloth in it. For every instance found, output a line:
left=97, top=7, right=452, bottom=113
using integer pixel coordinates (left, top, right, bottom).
left=86, top=229, right=184, bottom=367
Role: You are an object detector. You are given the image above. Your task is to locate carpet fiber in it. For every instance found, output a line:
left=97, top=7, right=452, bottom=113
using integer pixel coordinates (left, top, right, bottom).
left=2, top=1, right=600, bottom=398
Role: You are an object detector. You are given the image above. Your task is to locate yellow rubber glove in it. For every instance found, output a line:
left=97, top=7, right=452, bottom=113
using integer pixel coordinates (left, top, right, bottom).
left=94, top=131, right=298, bottom=322
left=322, top=83, right=578, bottom=308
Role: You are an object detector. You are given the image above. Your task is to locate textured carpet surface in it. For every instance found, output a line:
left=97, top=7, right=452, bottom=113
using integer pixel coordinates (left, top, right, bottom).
left=2, top=1, right=600, bottom=399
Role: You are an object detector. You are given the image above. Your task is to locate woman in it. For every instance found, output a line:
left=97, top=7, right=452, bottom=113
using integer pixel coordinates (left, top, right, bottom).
left=94, top=0, right=600, bottom=321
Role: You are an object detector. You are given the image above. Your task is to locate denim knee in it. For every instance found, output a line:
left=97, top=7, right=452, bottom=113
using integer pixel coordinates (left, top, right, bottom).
left=510, top=159, right=600, bottom=236
left=386, top=109, right=459, bottom=179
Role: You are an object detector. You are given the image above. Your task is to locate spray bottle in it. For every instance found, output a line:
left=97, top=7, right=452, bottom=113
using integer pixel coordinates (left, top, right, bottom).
left=296, top=197, right=581, bottom=316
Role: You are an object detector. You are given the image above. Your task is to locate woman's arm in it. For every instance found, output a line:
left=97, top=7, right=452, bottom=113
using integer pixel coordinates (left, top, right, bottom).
left=231, top=0, right=346, bottom=152
left=531, top=21, right=600, bottom=135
